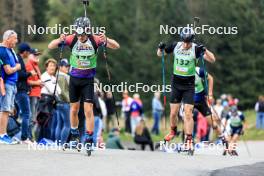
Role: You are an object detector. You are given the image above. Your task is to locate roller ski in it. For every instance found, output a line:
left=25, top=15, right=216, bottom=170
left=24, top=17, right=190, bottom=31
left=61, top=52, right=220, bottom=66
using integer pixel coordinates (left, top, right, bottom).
left=221, top=136, right=229, bottom=156
left=63, top=129, right=82, bottom=152
left=164, top=128, right=177, bottom=144
left=84, top=133, right=94, bottom=157
left=176, top=135, right=194, bottom=156
left=163, top=127, right=182, bottom=143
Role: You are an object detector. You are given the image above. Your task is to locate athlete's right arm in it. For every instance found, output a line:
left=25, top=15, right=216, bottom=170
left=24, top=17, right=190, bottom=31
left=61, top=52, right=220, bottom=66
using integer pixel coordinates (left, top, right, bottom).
left=48, top=34, right=66, bottom=49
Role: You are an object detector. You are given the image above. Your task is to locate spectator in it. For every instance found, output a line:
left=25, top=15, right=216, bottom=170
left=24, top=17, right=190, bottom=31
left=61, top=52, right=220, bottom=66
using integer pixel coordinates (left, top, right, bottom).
left=151, top=92, right=163, bottom=135
left=26, top=50, right=43, bottom=141
left=105, top=91, right=116, bottom=132
left=121, top=90, right=133, bottom=134
left=55, top=59, right=70, bottom=145
left=0, top=30, right=21, bottom=144
left=15, top=43, right=36, bottom=144
left=255, top=95, right=264, bottom=129
left=106, top=128, right=124, bottom=150
left=37, top=58, right=61, bottom=141
left=134, top=119, right=154, bottom=151
left=227, top=94, right=236, bottom=106
left=214, top=99, right=224, bottom=119
left=130, top=93, right=143, bottom=136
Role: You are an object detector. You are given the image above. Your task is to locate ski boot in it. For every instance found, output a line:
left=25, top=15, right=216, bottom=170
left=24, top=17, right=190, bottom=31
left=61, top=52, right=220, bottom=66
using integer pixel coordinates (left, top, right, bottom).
left=63, top=129, right=82, bottom=152
left=185, top=134, right=194, bottom=156
left=221, top=136, right=229, bottom=156
left=164, top=127, right=177, bottom=143
left=84, top=133, right=94, bottom=157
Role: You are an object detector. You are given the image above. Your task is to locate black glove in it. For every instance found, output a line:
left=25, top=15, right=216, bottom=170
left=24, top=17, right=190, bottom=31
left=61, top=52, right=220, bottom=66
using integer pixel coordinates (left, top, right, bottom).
left=58, top=41, right=66, bottom=48
left=158, top=42, right=166, bottom=50
left=197, top=44, right=206, bottom=53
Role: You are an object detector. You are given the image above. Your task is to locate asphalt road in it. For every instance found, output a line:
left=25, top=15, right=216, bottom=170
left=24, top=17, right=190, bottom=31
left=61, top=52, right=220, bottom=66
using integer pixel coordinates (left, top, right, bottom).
left=0, top=141, right=264, bottom=176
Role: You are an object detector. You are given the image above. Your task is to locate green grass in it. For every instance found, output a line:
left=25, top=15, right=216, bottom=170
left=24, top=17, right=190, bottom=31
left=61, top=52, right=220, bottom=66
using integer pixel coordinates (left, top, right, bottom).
left=103, top=110, right=264, bottom=142
left=243, top=110, right=264, bottom=140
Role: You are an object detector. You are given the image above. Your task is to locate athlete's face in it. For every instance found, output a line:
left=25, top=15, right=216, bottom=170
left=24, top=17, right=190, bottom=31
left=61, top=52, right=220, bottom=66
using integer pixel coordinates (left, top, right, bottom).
left=77, top=34, right=88, bottom=43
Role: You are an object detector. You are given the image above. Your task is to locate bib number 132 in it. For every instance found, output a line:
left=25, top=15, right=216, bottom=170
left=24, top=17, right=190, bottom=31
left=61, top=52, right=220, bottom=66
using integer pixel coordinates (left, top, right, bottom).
left=175, top=58, right=190, bottom=66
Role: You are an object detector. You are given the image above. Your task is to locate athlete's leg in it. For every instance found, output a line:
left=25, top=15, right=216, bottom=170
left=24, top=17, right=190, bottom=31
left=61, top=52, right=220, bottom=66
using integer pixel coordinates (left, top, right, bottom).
left=230, top=133, right=240, bottom=152
left=170, top=103, right=180, bottom=129
left=164, top=103, right=180, bottom=141
left=84, top=102, right=94, bottom=133
left=184, top=104, right=194, bottom=135
left=70, top=102, right=80, bottom=128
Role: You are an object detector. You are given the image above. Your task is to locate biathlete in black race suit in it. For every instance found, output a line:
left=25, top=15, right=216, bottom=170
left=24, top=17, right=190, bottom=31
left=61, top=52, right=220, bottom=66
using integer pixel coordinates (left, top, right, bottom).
left=157, top=27, right=216, bottom=151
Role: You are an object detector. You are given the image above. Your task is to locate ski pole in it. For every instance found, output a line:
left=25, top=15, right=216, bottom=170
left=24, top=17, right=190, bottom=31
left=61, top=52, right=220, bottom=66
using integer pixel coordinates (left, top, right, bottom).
left=101, top=41, right=120, bottom=128
left=82, top=0, right=89, bottom=18
left=161, top=48, right=167, bottom=130
left=54, top=41, right=65, bottom=96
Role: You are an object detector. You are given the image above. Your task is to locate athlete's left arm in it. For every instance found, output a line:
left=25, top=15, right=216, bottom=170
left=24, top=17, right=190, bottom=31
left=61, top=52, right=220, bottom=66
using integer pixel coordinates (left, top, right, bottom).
left=203, top=49, right=216, bottom=63
left=98, top=33, right=120, bottom=49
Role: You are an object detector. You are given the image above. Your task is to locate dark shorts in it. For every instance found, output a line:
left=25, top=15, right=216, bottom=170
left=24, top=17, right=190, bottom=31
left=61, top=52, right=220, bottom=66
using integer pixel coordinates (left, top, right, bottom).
left=170, top=75, right=195, bottom=105
left=194, top=99, right=212, bottom=117
left=69, top=76, right=94, bottom=103
left=230, top=125, right=243, bottom=136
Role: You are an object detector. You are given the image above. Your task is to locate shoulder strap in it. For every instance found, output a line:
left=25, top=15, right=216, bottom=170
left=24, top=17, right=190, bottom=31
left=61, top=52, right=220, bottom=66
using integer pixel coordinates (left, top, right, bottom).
left=88, top=34, right=98, bottom=54
left=69, top=35, right=78, bottom=50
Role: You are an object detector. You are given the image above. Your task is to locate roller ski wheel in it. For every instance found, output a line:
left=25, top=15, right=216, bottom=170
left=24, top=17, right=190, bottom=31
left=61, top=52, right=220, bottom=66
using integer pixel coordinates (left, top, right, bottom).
left=231, top=150, right=238, bottom=156
left=187, top=148, right=194, bottom=156
left=222, top=150, right=227, bottom=156
left=84, top=138, right=93, bottom=157
left=62, top=140, right=82, bottom=152
left=185, top=135, right=194, bottom=156
left=64, top=129, right=81, bottom=152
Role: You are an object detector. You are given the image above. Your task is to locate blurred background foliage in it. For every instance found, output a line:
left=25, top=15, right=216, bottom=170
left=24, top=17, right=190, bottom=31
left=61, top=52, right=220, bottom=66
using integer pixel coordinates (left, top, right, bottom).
left=0, top=0, right=264, bottom=111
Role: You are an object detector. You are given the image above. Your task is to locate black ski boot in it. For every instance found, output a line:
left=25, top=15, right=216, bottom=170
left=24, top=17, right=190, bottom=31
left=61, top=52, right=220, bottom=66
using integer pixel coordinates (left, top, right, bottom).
left=64, top=129, right=81, bottom=152
left=84, top=134, right=94, bottom=156
left=185, top=134, right=194, bottom=156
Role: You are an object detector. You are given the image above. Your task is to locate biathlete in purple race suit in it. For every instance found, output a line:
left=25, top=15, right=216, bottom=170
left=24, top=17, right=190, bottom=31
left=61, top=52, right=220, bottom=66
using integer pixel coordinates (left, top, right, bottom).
left=48, top=17, right=120, bottom=155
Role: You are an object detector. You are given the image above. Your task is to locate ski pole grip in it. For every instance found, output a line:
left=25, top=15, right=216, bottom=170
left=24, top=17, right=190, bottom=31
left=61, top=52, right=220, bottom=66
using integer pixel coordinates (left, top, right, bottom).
left=83, top=0, right=90, bottom=6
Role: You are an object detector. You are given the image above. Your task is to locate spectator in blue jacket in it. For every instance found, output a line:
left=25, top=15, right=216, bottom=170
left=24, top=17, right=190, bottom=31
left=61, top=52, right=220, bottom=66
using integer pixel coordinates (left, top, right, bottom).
left=0, top=30, right=21, bottom=144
